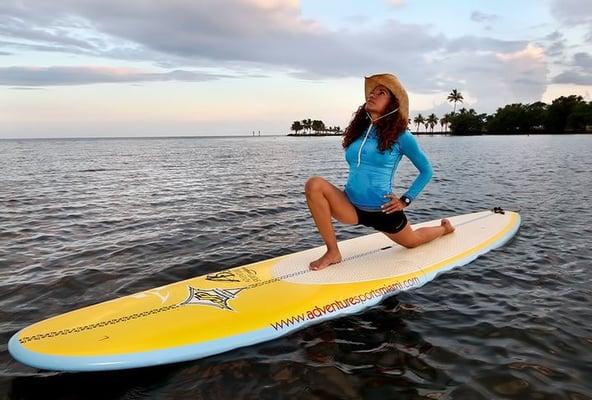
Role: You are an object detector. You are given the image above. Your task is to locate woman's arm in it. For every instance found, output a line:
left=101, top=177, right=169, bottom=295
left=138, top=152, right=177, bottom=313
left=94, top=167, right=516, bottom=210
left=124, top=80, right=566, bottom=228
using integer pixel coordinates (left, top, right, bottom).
left=398, top=130, right=433, bottom=202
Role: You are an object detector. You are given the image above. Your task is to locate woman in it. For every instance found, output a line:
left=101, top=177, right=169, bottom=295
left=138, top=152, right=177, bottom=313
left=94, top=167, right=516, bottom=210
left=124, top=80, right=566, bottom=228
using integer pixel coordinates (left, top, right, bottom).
left=305, top=73, right=455, bottom=271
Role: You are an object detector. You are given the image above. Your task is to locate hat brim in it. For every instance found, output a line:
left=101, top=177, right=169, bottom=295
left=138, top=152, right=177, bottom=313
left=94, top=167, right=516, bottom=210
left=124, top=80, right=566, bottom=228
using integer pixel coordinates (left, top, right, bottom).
left=364, top=74, right=409, bottom=123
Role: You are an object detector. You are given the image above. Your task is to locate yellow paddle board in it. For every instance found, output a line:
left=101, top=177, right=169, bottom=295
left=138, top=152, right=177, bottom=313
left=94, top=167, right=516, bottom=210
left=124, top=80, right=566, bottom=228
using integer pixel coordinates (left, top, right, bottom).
left=9, top=209, right=520, bottom=371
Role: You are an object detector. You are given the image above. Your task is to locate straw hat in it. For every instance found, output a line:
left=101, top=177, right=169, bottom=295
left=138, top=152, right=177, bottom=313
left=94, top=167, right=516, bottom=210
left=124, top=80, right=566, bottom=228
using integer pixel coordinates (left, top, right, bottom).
left=364, top=73, right=409, bottom=123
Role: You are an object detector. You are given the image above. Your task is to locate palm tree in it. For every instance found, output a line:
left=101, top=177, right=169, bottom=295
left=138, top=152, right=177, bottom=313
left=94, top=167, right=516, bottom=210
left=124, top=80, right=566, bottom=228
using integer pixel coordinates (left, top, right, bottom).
left=413, top=114, right=425, bottom=133
left=291, top=121, right=303, bottom=135
left=439, top=115, right=447, bottom=133
left=426, top=114, right=439, bottom=133
left=301, top=119, right=313, bottom=134
left=446, top=112, right=456, bottom=132
left=447, top=89, right=464, bottom=114
left=312, top=120, right=325, bottom=134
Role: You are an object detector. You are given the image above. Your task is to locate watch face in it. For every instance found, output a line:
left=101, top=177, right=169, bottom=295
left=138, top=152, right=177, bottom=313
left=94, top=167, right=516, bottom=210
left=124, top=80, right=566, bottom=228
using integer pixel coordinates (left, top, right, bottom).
left=404, top=197, right=410, bottom=204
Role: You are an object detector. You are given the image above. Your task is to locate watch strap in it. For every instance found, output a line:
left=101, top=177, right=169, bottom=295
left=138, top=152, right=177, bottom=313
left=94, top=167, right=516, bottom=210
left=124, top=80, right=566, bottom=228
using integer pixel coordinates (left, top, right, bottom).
left=400, top=195, right=412, bottom=207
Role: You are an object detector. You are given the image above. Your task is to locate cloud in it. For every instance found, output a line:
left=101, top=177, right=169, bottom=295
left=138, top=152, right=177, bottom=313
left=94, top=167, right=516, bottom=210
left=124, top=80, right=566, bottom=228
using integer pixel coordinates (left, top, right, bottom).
left=0, top=66, right=229, bottom=86
left=458, top=43, right=548, bottom=108
left=546, top=41, right=565, bottom=58
left=9, top=86, right=44, bottom=90
left=407, top=42, right=549, bottom=114
left=545, top=31, right=562, bottom=41
left=553, top=71, right=592, bottom=85
left=550, top=52, right=592, bottom=85
left=445, top=36, right=525, bottom=54
left=541, top=31, right=566, bottom=57
left=0, top=0, right=552, bottom=111
left=496, top=43, right=545, bottom=62
left=550, top=0, right=592, bottom=25
left=470, top=11, right=498, bottom=24
left=550, top=0, right=592, bottom=42
left=572, top=52, right=592, bottom=68
left=0, top=0, right=313, bottom=65
left=0, top=1, right=447, bottom=86
left=0, top=1, right=521, bottom=67
left=0, top=15, right=98, bottom=51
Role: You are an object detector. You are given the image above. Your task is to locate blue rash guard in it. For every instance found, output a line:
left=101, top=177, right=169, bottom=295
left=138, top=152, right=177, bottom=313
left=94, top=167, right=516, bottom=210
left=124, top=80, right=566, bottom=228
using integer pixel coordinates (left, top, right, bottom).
left=344, top=126, right=433, bottom=212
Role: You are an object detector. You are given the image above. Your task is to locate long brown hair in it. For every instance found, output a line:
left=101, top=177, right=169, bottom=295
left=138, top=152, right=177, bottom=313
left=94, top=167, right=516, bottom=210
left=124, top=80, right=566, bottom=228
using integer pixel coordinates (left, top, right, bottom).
left=342, top=94, right=408, bottom=152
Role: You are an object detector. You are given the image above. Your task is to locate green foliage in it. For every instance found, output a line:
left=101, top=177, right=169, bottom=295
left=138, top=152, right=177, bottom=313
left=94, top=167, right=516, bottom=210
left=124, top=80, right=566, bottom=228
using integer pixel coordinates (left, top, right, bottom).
left=292, top=92, right=591, bottom=136
left=447, top=108, right=487, bottom=134
left=447, top=89, right=464, bottom=114
left=487, top=104, right=527, bottom=133
left=413, top=113, right=425, bottom=132
left=546, top=95, right=584, bottom=132
left=426, top=113, right=439, bottom=133
left=483, top=96, right=590, bottom=134
left=413, top=93, right=591, bottom=135
left=291, top=120, right=304, bottom=134
left=311, top=120, right=325, bottom=132
left=566, top=102, right=592, bottom=131
left=290, top=118, right=340, bottom=135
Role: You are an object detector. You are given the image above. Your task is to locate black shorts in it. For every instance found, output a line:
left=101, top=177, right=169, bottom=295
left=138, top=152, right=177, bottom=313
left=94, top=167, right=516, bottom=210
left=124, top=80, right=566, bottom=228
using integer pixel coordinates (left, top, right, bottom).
left=353, top=205, right=408, bottom=234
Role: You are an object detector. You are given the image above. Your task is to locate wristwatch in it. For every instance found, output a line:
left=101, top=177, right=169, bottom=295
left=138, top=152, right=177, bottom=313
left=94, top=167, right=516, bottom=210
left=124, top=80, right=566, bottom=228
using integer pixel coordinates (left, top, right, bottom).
left=400, top=195, right=412, bottom=207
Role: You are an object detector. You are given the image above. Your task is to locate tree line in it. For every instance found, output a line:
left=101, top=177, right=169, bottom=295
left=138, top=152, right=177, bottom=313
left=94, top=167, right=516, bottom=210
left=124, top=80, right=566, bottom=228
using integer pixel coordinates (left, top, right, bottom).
left=416, top=91, right=592, bottom=135
left=290, top=119, right=341, bottom=135
left=289, top=90, right=592, bottom=136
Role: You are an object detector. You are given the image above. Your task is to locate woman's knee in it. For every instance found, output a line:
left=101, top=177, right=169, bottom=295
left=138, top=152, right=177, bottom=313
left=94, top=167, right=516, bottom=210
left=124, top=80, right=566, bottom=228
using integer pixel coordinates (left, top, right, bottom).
left=305, top=176, right=326, bottom=196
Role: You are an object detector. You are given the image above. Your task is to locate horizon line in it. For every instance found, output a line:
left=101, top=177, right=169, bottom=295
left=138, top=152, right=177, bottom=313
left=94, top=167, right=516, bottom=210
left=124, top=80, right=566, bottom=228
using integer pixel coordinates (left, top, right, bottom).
left=0, top=134, right=292, bottom=140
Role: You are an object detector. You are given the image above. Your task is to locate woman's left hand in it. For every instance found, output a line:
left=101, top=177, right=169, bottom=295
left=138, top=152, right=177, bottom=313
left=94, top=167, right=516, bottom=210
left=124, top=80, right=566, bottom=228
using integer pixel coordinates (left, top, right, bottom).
left=381, top=194, right=405, bottom=214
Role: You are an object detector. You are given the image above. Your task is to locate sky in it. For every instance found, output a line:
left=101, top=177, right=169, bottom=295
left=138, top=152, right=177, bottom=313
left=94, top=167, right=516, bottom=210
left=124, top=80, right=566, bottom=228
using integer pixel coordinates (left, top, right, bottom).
left=1, top=0, right=591, bottom=138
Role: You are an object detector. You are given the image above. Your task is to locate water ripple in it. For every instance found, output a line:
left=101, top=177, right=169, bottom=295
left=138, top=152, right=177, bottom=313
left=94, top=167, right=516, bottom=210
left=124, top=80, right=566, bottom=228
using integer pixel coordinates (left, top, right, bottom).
left=1, top=135, right=591, bottom=399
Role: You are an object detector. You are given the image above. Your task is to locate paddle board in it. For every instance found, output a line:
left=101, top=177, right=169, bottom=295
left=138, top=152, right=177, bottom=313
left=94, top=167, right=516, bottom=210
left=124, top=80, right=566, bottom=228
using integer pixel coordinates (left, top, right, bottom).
left=9, top=209, right=520, bottom=371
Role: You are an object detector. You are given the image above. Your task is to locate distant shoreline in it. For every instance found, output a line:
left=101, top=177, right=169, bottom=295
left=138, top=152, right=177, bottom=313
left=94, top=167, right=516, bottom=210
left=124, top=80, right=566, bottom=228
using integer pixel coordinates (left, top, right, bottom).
left=288, top=130, right=592, bottom=137
left=1, top=132, right=590, bottom=141
left=287, top=133, right=343, bottom=137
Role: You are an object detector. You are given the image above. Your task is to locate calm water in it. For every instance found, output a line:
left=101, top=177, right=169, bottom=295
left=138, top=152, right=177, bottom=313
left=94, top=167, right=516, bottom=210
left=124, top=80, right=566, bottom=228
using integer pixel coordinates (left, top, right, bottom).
left=0, top=135, right=591, bottom=399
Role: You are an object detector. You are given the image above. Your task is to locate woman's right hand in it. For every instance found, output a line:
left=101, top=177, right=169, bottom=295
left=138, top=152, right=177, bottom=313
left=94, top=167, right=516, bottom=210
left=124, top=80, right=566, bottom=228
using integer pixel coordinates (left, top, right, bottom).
left=381, top=194, right=405, bottom=214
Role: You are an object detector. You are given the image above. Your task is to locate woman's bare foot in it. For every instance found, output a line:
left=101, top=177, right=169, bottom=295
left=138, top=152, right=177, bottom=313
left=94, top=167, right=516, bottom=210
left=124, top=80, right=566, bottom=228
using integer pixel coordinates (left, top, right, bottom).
left=309, top=249, right=342, bottom=271
left=441, top=218, right=455, bottom=234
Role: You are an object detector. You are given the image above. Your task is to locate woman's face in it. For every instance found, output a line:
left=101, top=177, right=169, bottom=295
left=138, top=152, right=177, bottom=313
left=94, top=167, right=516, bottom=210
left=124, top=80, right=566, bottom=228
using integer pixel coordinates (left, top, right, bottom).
left=365, top=85, right=392, bottom=115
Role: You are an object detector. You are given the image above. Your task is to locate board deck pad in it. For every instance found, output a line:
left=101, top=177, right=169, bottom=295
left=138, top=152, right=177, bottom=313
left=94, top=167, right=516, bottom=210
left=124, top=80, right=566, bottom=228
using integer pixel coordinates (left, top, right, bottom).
left=9, top=210, right=521, bottom=371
